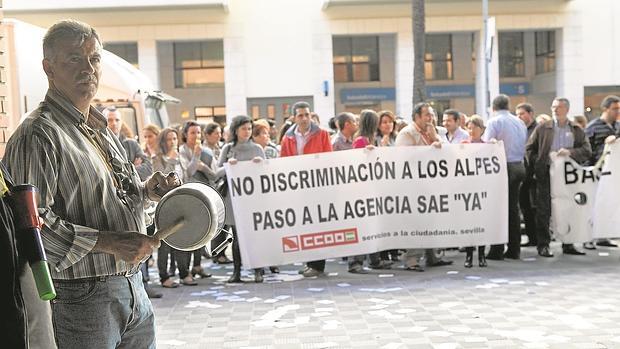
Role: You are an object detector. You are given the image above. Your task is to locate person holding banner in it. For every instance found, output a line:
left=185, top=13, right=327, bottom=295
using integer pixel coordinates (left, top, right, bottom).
left=461, top=116, right=489, bottom=267
left=280, top=101, right=333, bottom=278
left=526, top=97, right=592, bottom=257
left=347, top=109, right=393, bottom=273
left=219, top=115, right=266, bottom=283
left=482, top=95, right=527, bottom=260
left=583, top=95, right=620, bottom=249
left=332, top=112, right=357, bottom=151
left=376, top=110, right=400, bottom=263
left=395, top=102, right=451, bottom=271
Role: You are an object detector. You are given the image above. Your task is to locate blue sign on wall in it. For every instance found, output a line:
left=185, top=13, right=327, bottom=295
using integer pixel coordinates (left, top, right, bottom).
left=426, top=85, right=476, bottom=99
left=340, top=88, right=396, bottom=104
left=500, top=82, right=530, bottom=96
left=340, top=83, right=530, bottom=104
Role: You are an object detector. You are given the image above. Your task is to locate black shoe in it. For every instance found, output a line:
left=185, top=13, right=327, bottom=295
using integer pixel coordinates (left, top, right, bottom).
left=146, top=287, right=163, bottom=299
left=503, top=251, right=520, bottom=260
left=254, top=269, right=264, bottom=283
left=596, top=239, right=618, bottom=248
left=464, top=253, right=473, bottom=268
left=486, top=253, right=504, bottom=261
left=227, top=270, right=242, bottom=283
left=348, top=264, right=369, bottom=274
left=537, top=246, right=554, bottom=258
left=477, top=246, right=487, bottom=267
left=563, top=245, right=586, bottom=255
left=269, top=266, right=280, bottom=274
left=369, top=260, right=392, bottom=270
left=429, top=260, right=453, bottom=267
left=583, top=241, right=596, bottom=250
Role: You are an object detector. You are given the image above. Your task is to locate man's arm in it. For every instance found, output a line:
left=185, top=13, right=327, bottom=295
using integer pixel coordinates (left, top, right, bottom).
left=481, top=119, right=497, bottom=143
left=525, top=124, right=540, bottom=175
left=4, top=132, right=99, bottom=273
left=130, top=141, right=153, bottom=181
left=570, top=128, right=593, bottom=165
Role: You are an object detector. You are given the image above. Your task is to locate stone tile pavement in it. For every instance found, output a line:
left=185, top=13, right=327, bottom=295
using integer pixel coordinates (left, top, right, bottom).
left=148, top=242, right=620, bottom=349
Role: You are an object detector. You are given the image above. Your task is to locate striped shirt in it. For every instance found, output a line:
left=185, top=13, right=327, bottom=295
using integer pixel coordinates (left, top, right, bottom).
left=3, top=89, right=147, bottom=280
left=585, top=117, right=618, bottom=164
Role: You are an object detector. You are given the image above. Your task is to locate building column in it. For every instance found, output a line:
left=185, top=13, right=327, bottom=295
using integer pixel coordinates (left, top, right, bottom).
left=312, top=32, right=335, bottom=126
left=137, top=39, right=160, bottom=89
left=555, top=13, right=584, bottom=117
left=223, top=37, right=247, bottom=124
left=395, top=20, right=413, bottom=121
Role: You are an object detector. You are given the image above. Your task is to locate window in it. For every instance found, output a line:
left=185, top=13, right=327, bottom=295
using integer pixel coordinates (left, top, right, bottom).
left=333, top=36, right=380, bottom=82
left=174, top=41, right=224, bottom=88
left=429, top=100, right=450, bottom=124
left=251, top=105, right=260, bottom=120
left=535, top=31, right=555, bottom=74
left=499, top=32, right=525, bottom=77
left=104, top=42, right=139, bottom=68
left=267, top=105, right=276, bottom=119
left=195, top=106, right=226, bottom=126
left=425, top=34, right=453, bottom=80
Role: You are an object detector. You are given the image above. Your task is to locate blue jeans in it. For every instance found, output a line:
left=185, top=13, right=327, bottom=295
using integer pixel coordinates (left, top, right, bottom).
left=51, top=272, right=155, bottom=349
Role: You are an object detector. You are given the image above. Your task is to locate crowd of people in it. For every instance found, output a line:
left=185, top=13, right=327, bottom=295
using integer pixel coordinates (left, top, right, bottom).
left=124, top=93, right=620, bottom=292
left=4, top=18, right=620, bottom=349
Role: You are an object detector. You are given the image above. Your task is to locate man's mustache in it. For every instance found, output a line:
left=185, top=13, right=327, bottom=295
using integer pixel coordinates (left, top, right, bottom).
left=77, top=75, right=97, bottom=84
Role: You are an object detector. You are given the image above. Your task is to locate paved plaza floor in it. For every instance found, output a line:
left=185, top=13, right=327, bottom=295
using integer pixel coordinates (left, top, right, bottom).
left=149, top=242, right=620, bottom=349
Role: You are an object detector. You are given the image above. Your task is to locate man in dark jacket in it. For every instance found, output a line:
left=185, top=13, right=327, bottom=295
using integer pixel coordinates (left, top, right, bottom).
left=516, top=102, right=538, bottom=247
left=526, top=98, right=592, bottom=257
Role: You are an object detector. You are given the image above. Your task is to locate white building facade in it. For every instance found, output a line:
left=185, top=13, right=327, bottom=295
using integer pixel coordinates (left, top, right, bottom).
left=4, top=0, right=620, bottom=127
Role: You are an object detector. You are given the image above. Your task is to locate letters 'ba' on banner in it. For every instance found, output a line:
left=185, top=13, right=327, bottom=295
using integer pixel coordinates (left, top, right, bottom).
left=550, top=143, right=620, bottom=242
left=225, top=144, right=509, bottom=269
left=549, top=154, right=599, bottom=243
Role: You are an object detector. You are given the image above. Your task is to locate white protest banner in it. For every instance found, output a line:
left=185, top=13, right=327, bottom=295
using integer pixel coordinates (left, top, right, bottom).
left=224, top=143, right=508, bottom=269
left=549, top=154, right=599, bottom=243
left=593, top=142, right=620, bottom=238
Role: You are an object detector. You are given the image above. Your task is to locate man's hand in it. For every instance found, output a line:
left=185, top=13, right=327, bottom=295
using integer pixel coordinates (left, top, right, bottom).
left=605, top=135, right=617, bottom=144
left=228, top=158, right=238, bottom=165
left=365, top=144, right=376, bottom=151
left=133, top=157, right=143, bottom=166
left=252, top=157, right=263, bottom=163
left=93, top=231, right=160, bottom=265
left=431, top=141, right=442, bottom=148
left=145, top=171, right=181, bottom=201
left=557, top=148, right=571, bottom=156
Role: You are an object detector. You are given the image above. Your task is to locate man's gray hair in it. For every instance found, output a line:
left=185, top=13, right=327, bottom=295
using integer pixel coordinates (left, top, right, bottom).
left=492, top=94, right=510, bottom=111
left=43, top=19, right=101, bottom=61
left=553, top=97, right=570, bottom=110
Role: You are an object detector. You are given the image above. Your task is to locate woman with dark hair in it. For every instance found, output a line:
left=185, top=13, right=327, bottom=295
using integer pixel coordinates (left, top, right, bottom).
left=375, top=110, right=400, bottom=263
left=203, top=123, right=223, bottom=162
left=348, top=110, right=393, bottom=273
left=151, top=128, right=185, bottom=288
left=375, top=110, right=397, bottom=147
left=218, top=115, right=265, bottom=283
left=462, top=115, right=488, bottom=268
left=201, top=123, right=232, bottom=264
left=178, top=120, right=218, bottom=285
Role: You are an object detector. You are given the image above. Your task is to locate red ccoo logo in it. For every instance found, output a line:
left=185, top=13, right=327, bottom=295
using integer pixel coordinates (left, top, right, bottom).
left=281, top=236, right=300, bottom=252
left=282, top=228, right=359, bottom=253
